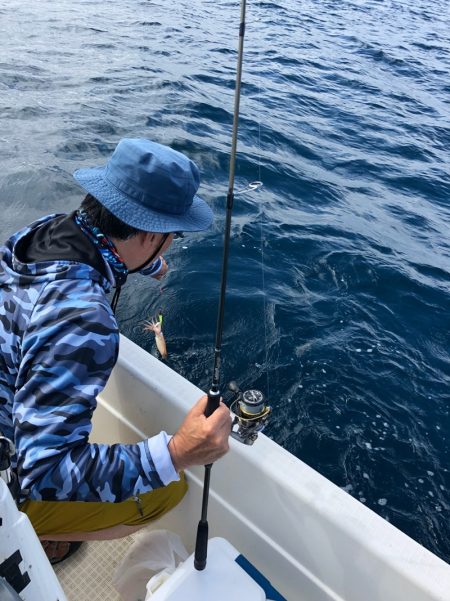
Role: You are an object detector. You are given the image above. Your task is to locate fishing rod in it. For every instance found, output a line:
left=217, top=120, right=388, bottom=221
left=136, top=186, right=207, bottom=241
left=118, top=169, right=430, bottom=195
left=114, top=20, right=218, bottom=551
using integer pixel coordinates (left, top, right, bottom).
left=194, top=0, right=271, bottom=571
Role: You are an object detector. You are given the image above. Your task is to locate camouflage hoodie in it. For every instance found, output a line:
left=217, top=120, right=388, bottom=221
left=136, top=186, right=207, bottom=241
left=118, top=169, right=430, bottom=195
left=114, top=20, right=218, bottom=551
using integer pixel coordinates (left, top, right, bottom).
left=0, top=214, right=178, bottom=503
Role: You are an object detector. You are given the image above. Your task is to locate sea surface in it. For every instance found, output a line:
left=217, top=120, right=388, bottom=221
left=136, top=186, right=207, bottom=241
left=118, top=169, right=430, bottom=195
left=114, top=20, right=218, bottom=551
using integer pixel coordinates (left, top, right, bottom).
left=1, top=0, right=450, bottom=563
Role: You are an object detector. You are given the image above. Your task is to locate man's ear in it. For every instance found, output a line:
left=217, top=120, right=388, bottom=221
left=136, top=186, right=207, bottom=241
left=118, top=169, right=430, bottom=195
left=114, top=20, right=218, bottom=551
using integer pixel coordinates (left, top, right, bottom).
left=140, top=231, right=157, bottom=246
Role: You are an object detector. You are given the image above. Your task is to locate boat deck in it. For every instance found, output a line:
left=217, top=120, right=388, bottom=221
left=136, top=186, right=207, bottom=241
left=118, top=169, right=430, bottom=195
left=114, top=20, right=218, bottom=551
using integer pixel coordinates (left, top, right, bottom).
left=54, top=535, right=138, bottom=601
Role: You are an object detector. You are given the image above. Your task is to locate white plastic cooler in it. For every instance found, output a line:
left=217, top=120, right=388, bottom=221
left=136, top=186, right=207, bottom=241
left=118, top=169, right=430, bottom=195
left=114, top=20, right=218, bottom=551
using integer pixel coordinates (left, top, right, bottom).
left=147, top=537, right=283, bottom=600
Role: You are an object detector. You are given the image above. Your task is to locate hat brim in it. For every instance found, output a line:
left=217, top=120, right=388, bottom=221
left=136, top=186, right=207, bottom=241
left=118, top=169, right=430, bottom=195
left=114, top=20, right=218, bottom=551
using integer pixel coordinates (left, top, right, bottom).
left=74, top=166, right=214, bottom=233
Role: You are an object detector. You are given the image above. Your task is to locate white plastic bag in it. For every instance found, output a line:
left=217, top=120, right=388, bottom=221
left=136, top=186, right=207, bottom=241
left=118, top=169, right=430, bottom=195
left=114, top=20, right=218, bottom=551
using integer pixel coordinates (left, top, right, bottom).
left=112, top=529, right=188, bottom=601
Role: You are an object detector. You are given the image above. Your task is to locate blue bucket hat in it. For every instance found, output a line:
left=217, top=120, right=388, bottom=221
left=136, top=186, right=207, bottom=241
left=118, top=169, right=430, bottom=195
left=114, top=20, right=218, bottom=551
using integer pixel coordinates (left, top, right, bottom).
left=73, top=138, right=213, bottom=232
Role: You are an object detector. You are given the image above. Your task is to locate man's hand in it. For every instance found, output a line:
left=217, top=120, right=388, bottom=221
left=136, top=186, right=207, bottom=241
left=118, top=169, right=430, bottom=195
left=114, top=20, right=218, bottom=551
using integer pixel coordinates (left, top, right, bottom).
left=168, top=395, right=232, bottom=471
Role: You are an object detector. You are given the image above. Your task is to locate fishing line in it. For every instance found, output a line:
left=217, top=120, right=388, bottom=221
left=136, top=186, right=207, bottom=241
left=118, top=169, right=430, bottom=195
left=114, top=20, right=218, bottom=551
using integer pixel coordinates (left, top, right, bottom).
left=259, top=195, right=270, bottom=400
left=234, top=180, right=263, bottom=195
left=255, top=0, right=270, bottom=401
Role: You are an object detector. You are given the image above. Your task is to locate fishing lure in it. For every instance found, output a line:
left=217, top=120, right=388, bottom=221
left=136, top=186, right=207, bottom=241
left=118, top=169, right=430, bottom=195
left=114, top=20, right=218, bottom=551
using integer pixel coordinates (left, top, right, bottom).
left=143, top=311, right=167, bottom=359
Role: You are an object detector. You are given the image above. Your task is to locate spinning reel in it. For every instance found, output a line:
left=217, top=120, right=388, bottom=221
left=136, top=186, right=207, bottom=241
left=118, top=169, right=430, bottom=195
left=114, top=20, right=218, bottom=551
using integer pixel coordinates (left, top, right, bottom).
left=226, top=381, right=271, bottom=445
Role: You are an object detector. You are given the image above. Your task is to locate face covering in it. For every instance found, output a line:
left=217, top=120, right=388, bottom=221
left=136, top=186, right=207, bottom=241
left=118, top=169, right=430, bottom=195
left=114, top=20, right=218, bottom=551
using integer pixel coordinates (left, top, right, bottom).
left=137, top=256, right=164, bottom=277
left=128, top=233, right=170, bottom=276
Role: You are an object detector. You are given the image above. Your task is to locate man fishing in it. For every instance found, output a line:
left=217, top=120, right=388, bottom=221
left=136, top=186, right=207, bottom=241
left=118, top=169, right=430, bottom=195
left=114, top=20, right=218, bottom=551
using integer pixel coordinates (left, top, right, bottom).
left=0, top=138, right=232, bottom=564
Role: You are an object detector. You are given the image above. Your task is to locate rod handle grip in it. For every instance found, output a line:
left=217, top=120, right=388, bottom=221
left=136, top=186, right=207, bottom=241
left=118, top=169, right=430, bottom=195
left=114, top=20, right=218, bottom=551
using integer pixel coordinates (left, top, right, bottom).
left=205, top=389, right=221, bottom=417
left=194, top=519, right=209, bottom=571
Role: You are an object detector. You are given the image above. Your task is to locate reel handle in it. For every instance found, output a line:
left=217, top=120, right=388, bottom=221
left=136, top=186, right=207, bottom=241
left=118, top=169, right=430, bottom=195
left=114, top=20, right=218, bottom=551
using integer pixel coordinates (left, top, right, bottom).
left=205, top=389, right=221, bottom=417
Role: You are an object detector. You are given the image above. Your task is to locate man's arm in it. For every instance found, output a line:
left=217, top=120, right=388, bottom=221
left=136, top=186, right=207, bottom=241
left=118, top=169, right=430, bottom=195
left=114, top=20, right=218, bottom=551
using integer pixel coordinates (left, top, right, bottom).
left=15, top=278, right=230, bottom=503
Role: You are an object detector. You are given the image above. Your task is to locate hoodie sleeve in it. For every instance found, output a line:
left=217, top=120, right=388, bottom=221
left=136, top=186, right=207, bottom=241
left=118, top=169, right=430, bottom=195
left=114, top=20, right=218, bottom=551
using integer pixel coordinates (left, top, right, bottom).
left=14, top=278, right=179, bottom=502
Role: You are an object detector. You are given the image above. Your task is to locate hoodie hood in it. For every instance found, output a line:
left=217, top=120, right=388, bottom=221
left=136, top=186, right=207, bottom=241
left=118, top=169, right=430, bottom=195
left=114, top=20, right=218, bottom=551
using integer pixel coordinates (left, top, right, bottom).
left=0, top=214, right=114, bottom=291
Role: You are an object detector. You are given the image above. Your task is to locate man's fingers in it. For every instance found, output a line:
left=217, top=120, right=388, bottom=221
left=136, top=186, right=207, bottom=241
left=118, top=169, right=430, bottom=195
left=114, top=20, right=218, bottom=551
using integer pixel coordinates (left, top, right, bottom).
left=191, top=394, right=223, bottom=416
left=207, top=402, right=232, bottom=429
left=192, top=396, right=230, bottom=426
left=190, top=394, right=208, bottom=415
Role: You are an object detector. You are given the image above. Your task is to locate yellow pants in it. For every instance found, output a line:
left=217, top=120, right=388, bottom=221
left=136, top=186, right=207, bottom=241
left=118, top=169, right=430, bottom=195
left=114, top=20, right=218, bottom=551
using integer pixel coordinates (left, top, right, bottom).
left=20, top=474, right=187, bottom=537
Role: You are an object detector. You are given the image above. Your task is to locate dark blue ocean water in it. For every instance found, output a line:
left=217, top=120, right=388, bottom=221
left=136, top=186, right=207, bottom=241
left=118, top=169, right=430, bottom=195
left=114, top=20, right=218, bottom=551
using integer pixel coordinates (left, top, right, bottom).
left=1, top=0, right=450, bottom=562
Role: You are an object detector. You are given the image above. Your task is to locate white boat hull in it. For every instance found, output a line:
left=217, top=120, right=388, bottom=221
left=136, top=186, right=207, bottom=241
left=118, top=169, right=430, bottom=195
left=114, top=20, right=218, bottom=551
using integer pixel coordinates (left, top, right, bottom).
left=90, top=335, right=450, bottom=601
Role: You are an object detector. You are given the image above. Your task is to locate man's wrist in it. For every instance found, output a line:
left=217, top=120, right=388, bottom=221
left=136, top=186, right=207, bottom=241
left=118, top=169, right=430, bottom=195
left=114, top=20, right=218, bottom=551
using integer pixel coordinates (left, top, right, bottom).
left=168, top=435, right=183, bottom=472
left=144, top=432, right=179, bottom=485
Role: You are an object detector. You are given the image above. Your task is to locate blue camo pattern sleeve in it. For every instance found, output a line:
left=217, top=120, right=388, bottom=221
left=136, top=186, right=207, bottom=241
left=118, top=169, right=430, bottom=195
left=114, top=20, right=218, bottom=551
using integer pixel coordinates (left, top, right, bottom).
left=15, top=278, right=169, bottom=502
